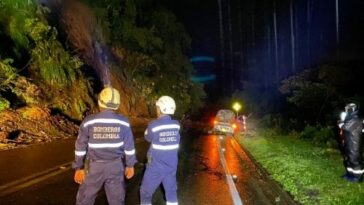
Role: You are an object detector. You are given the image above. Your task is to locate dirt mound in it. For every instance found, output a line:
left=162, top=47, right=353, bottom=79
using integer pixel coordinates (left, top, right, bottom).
left=0, top=108, right=78, bottom=150
left=17, top=106, right=51, bottom=120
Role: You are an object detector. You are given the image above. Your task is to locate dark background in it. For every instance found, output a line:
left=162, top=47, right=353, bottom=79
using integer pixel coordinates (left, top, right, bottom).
left=164, top=0, right=364, bottom=102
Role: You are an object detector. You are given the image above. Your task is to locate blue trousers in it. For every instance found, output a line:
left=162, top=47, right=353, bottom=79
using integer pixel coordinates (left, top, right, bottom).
left=76, top=160, right=125, bottom=205
left=140, top=167, right=177, bottom=205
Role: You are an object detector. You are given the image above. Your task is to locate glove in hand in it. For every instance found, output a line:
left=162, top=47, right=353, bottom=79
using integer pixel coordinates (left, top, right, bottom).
left=125, top=167, right=134, bottom=179
left=74, top=169, right=86, bottom=184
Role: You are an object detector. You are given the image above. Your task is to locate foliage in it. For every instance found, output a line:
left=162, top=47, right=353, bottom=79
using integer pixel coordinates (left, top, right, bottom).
left=259, top=113, right=302, bottom=134
left=0, top=0, right=204, bottom=119
left=122, top=50, right=159, bottom=98
left=24, top=15, right=82, bottom=88
left=259, top=114, right=337, bottom=148
left=259, top=114, right=284, bottom=129
left=280, top=69, right=336, bottom=124
left=299, top=125, right=336, bottom=148
left=0, top=59, right=41, bottom=105
left=239, top=129, right=364, bottom=205
left=0, top=1, right=95, bottom=120
left=0, top=96, right=10, bottom=111
left=0, top=58, right=17, bottom=89
left=19, top=106, right=50, bottom=120
left=50, top=78, right=95, bottom=120
left=11, top=76, right=42, bottom=105
left=280, top=63, right=364, bottom=127
left=80, top=0, right=205, bottom=116
left=187, top=83, right=206, bottom=114
left=0, top=0, right=36, bottom=53
left=105, top=0, right=164, bottom=52
left=136, top=5, right=203, bottom=116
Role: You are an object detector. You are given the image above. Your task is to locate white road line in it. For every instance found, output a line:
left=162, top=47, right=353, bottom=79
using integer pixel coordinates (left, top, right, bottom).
left=217, top=135, right=244, bottom=205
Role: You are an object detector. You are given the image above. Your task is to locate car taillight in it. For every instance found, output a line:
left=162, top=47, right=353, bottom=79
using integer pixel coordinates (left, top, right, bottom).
left=213, top=120, right=218, bottom=125
left=232, top=123, right=237, bottom=129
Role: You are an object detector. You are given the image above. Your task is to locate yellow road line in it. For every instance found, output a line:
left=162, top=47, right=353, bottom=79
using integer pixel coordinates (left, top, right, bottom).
left=0, top=161, right=72, bottom=197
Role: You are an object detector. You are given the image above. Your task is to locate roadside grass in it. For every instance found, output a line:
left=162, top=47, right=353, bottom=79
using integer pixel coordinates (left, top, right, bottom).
left=237, top=129, right=364, bottom=205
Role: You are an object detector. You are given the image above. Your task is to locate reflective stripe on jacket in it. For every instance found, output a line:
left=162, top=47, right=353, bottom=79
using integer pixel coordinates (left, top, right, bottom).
left=145, top=115, right=181, bottom=172
left=72, top=110, right=137, bottom=169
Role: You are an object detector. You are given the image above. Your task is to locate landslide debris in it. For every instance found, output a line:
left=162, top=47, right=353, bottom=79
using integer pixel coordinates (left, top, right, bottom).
left=0, top=106, right=78, bottom=150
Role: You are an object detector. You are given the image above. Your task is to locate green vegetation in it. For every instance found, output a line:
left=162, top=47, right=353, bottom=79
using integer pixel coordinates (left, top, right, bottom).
left=0, top=0, right=95, bottom=120
left=236, top=63, right=364, bottom=204
left=259, top=114, right=339, bottom=149
left=0, top=96, right=10, bottom=111
left=0, top=0, right=204, bottom=120
left=239, top=129, right=364, bottom=205
left=280, top=63, right=364, bottom=126
left=299, top=125, right=337, bottom=148
left=81, top=0, right=205, bottom=116
left=0, top=58, right=17, bottom=88
left=232, top=62, right=364, bottom=138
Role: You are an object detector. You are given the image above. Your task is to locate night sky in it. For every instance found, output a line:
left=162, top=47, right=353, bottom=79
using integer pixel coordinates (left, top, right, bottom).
left=165, top=0, right=364, bottom=100
left=166, top=0, right=220, bottom=58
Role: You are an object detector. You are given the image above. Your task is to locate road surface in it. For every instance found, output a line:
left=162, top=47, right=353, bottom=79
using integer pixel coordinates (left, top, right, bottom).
left=0, top=124, right=297, bottom=205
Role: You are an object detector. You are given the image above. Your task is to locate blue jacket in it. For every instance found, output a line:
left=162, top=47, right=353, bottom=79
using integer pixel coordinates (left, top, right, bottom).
left=145, top=115, right=181, bottom=172
left=72, top=110, right=137, bottom=169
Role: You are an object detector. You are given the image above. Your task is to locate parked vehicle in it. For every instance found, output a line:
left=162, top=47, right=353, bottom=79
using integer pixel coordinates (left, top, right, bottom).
left=212, top=109, right=236, bottom=135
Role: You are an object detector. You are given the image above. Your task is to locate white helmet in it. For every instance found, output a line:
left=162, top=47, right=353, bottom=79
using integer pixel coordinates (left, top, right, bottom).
left=156, top=96, right=176, bottom=114
left=345, top=103, right=357, bottom=114
left=98, top=87, right=120, bottom=110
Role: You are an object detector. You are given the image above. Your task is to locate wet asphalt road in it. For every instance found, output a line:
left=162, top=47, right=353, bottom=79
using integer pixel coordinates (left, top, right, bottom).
left=0, top=125, right=297, bottom=205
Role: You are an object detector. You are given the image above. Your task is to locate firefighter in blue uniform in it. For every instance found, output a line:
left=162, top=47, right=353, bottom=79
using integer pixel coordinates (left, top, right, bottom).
left=338, top=103, right=364, bottom=182
left=140, top=96, right=181, bottom=205
left=73, top=87, right=137, bottom=205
